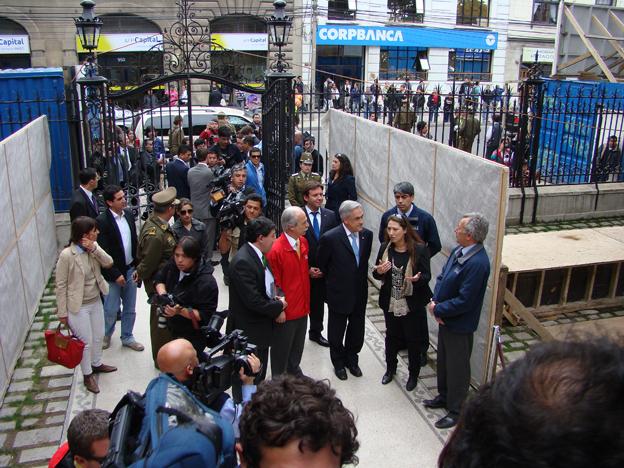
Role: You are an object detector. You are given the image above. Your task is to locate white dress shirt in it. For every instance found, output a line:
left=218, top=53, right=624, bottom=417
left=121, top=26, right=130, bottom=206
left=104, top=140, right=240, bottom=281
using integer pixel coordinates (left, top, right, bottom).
left=305, top=206, right=322, bottom=232
left=110, top=209, right=133, bottom=266
left=248, top=242, right=275, bottom=298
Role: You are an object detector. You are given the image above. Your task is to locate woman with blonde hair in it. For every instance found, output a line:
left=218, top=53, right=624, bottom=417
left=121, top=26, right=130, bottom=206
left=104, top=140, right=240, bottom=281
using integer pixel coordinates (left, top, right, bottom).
left=56, top=216, right=117, bottom=394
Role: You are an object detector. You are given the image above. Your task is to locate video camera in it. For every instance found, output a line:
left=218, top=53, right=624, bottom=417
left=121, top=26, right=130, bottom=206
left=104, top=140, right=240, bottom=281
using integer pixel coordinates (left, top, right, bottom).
left=189, top=310, right=258, bottom=406
left=207, top=168, right=246, bottom=230
left=149, top=292, right=184, bottom=329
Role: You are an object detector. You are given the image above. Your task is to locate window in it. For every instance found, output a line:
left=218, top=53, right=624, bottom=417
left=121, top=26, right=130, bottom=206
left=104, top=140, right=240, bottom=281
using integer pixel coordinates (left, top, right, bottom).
left=456, top=0, right=490, bottom=27
left=532, top=1, right=558, bottom=25
left=328, top=0, right=356, bottom=20
left=380, top=47, right=429, bottom=80
left=595, top=0, right=614, bottom=6
left=448, top=49, right=493, bottom=81
left=387, top=0, right=424, bottom=23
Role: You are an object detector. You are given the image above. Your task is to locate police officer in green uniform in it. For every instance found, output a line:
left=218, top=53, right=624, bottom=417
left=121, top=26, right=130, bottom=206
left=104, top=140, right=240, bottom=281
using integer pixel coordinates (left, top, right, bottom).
left=136, top=186, right=179, bottom=364
left=287, top=152, right=322, bottom=207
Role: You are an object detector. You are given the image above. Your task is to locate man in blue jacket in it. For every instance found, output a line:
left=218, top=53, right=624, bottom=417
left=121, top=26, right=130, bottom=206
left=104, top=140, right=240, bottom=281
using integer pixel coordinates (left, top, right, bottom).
left=424, top=213, right=490, bottom=429
left=245, top=147, right=266, bottom=207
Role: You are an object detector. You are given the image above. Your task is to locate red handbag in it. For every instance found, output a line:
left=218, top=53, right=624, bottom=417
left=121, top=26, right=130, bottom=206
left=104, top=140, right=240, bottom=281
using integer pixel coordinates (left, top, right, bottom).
left=45, top=324, right=85, bottom=369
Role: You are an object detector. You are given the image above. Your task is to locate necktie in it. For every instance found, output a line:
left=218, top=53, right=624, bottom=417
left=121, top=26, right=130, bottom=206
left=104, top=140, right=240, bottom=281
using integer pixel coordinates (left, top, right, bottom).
left=91, top=194, right=98, bottom=212
left=262, top=255, right=268, bottom=268
left=295, top=239, right=300, bottom=258
left=122, top=149, right=130, bottom=171
left=350, top=233, right=359, bottom=266
left=312, top=212, right=320, bottom=239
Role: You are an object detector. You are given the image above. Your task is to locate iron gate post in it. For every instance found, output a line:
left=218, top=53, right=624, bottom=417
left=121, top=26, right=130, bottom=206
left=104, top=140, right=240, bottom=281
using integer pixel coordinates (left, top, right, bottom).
left=262, top=72, right=295, bottom=232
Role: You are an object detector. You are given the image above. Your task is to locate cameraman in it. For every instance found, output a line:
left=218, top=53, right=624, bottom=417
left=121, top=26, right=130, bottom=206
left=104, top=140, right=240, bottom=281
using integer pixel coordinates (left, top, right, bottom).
left=209, top=126, right=244, bottom=169
left=157, top=338, right=260, bottom=438
left=153, top=236, right=218, bottom=358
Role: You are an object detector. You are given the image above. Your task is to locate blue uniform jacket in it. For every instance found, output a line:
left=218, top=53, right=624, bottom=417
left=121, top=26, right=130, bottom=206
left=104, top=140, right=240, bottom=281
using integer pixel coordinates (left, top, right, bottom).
left=432, top=244, right=490, bottom=334
left=379, top=203, right=441, bottom=257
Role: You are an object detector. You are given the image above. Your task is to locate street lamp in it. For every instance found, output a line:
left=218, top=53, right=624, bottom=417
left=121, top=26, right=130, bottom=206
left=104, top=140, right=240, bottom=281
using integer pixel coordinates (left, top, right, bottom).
left=75, top=0, right=103, bottom=55
left=267, top=0, right=292, bottom=73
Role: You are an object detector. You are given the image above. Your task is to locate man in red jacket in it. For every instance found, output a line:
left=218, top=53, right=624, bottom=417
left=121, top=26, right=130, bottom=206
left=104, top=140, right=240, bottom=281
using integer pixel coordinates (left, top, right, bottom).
left=266, top=206, right=310, bottom=376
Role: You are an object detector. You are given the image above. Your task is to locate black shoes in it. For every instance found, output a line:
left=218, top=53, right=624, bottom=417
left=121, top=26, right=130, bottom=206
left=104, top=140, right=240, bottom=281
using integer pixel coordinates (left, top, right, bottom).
left=381, top=371, right=394, bottom=385
left=347, top=365, right=363, bottom=377
left=334, top=367, right=348, bottom=380
left=434, top=414, right=458, bottom=429
left=423, top=395, right=446, bottom=409
left=406, top=374, right=418, bottom=391
left=309, top=334, right=330, bottom=347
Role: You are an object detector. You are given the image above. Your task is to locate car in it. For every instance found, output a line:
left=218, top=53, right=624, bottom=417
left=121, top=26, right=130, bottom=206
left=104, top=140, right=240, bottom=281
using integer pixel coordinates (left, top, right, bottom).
left=133, top=106, right=253, bottom=152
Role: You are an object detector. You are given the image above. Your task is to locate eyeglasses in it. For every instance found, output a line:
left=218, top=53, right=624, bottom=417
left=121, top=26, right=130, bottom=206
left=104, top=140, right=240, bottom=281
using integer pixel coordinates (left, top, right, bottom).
left=88, top=454, right=108, bottom=464
left=250, top=154, right=261, bottom=159
left=180, top=209, right=193, bottom=215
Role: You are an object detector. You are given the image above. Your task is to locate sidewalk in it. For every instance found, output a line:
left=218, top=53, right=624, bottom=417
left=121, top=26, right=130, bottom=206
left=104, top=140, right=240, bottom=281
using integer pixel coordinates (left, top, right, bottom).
left=0, top=267, right=448, bottom=467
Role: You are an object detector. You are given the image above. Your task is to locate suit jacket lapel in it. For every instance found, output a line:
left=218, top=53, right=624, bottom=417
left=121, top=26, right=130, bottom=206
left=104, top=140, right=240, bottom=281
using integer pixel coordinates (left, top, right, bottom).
left=107, top=210, right=123, bottom=247
left=340, top=229, right=358, bottom=264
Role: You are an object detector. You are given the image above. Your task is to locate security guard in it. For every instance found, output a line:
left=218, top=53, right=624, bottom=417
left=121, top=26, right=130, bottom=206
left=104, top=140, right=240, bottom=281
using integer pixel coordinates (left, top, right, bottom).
left=287, top=152, right=321, bottom=207
left=136, top=186, right=179, bottom=364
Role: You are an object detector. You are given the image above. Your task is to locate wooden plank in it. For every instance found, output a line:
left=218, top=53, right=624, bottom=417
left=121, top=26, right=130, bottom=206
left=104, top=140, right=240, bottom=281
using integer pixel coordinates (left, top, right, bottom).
left=504, top=289, right=555, bottom=341
left=564, top=6, right=617, bottom=82
left=557, top=52, right=592, bottom=71
left=609, top=10, right=624, bottom=34
left=494, top=265, right=509, bottom=326
left=591, top=15, right=624, bottom=64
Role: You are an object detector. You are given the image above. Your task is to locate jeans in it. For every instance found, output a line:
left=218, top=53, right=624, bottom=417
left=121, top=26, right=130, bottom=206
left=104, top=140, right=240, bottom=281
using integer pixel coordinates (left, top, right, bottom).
left=103, top=267, right=138, bottom=344
left=68, top=300, right=104, bottom=376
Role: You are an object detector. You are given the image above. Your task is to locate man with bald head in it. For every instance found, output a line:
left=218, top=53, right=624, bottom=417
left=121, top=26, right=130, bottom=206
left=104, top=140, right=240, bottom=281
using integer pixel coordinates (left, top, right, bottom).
left=157, top=338, right=260, bottom=437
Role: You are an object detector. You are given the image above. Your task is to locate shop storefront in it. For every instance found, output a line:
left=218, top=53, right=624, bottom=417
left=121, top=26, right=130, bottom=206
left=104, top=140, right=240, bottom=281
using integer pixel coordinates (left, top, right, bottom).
left=316, top=24, right=500, bottom=87
left=0, top=18, right=31, bottom=69
left=519, top=46, right=554, bottom=80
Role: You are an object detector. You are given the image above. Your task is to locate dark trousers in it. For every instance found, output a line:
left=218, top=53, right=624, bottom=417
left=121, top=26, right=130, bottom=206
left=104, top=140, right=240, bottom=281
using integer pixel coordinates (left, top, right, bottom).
left=271, top=315, right=308, bottom=377
left=308, top=278, right=325, bottom=336
left=384, top=306, right=426, bottom=375
left=436, top=326, right=473, bottom=416
left=328, top=305, right=365, bottom=369
left=149, top=304, right=174, bottom=365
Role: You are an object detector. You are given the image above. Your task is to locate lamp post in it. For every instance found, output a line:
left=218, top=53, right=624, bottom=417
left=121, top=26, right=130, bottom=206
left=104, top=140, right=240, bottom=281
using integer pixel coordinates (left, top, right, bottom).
left=267, top=0, right=292, bottom=73
left=74, top=0, right=106, bottom=169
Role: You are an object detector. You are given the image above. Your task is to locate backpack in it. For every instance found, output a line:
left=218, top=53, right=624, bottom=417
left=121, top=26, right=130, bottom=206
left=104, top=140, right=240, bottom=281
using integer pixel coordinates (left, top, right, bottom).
left=105, top=373, right=236, bottom=468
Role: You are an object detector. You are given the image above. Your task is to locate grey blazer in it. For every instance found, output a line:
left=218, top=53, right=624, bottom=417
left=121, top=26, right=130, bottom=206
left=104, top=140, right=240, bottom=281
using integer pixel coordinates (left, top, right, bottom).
left=187, top=163, right=217, bottom=220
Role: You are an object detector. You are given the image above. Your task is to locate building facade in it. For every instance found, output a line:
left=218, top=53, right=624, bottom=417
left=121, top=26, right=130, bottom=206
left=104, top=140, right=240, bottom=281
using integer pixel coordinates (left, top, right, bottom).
left=298, top=0, right=510, bottom=93
left=0, top=0, right=293, bottom=90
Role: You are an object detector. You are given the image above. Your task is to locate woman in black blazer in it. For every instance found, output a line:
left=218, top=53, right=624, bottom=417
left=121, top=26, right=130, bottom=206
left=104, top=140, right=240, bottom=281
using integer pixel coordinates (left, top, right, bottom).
left=325, top=153, right=357, bottom=216
left=373, top=214, right=431, bottom=391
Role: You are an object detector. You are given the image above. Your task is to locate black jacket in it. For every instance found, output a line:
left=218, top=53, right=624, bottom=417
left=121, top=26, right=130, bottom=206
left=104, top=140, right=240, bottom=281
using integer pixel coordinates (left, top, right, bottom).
left=96, top=208, right=138, bottom=282
left=227, top=243, right=283, bottom=349
left=325, top=175, right=357, bottom=216
left=209, top=143, right=244, bottom=169
left=165, top=158, right=191, bottom=199
left=317, top=225, right=373, bottom=314
left=153, top=258, right=218, bottom=339
left=372, top=242, right=432, bottom=311
left=69, top=187, right=99, bottom=221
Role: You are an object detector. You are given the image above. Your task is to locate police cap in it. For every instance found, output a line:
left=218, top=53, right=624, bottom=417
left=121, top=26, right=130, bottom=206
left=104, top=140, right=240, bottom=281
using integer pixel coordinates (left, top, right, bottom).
left=300, top=152, right=314, bottom=164
left=152, top=187, right=180, bottom=207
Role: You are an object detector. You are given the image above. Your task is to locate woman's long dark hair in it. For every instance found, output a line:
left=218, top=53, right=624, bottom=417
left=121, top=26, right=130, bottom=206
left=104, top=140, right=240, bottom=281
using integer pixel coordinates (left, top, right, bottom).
left=329, top=153, right=354, bottom=181
left=384, top=214, right=424, bottom=267
left=68, top=216, right=97, bottom=247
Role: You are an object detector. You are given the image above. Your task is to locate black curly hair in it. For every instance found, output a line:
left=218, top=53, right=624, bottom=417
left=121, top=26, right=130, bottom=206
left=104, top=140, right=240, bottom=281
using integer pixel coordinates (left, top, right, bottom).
left=239, top=375, right=359, bottom=467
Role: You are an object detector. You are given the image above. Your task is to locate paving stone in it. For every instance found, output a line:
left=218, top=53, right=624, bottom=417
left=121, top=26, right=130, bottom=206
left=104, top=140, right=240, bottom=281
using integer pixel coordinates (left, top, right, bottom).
left=599, top=312, right=613, bottom=318
left=557, top=318, right=572, bottom=324
left=0, top=420, right=15, bottom=431
left=29, top=322, right=45, bottom=331
left=46, top=400, right=68, bottom=413
left=40, top=366, right=73, bottom=379
left=48, top=376, right=73, bottom=388
left=21, top=404, right=44, bottom=416
left=509, top=341, right=526, bottom=349
left=13, top=426, right=62, bottom=447
left=20, top=349, right=34, bottom=358
left=19, top=358, right=39, bottom=367
left=0, top=405, right=18, bottom=418
left=11, top=368, right=34, bottom=381
left=0, top=432, right=7, bottom=447
left=21, top=417, right=40, bottom=428
left=18, top=445, right=58, bottom=464
left=0, top=455, right=14, bottom=466
left=505, top=350, right=526, bottom=362
left=34, top=389, right=71, bottom=401
left=2, top=394, right=25, bottom=404
left=512, top=331, right=534, bottom=341
left=614, top=309, right=624, bottom=316
left=46, top=414, right=65, bottom=425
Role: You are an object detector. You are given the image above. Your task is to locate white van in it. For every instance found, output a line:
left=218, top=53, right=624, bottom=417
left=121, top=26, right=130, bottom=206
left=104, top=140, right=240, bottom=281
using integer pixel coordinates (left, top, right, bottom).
left=133, top=106, right=253, bottom=151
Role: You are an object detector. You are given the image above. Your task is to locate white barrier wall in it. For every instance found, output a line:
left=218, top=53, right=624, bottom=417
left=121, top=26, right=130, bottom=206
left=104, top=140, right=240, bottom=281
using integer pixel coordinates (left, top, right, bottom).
left=0, top=116, right=58, bottom=398
left=323, top=110, right=508, bottom=385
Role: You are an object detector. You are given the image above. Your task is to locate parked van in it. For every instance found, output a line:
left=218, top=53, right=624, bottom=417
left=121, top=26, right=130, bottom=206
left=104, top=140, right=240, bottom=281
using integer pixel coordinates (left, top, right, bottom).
left=133, top=106, right=253, bottom=152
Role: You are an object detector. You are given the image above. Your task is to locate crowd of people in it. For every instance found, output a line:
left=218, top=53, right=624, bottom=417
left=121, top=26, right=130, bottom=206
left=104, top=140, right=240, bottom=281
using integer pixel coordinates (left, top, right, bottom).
left=55, top=106, right=624, bottom=466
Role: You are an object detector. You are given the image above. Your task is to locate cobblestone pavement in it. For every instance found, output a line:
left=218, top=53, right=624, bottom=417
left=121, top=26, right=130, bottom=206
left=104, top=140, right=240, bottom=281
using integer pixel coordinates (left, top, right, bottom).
left=0, top=275, right=73, bottom=467
left=506, top=215, right=624, bottom=235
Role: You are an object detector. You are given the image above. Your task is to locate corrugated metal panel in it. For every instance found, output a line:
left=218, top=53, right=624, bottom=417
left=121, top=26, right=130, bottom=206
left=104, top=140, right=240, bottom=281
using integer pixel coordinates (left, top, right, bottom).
left=0, top=68, right=73, bottom=211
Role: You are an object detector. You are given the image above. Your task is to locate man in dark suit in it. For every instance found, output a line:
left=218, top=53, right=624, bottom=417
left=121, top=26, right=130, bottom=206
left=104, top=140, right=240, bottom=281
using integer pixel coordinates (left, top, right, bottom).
left=69, top=167, right=100, bottom=221
left=424, top=213, right=491, bottom=429
left=165, top=144, right=192, bottom=199
left=116, top=134, right=138, bottom=186
left=318, top=200, right=373, bottom=380
left=96, top=185, right=144, bottom=352
left=227, top=216, right=287, bottom=383
left=302, top=181, right=338, bottom=347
